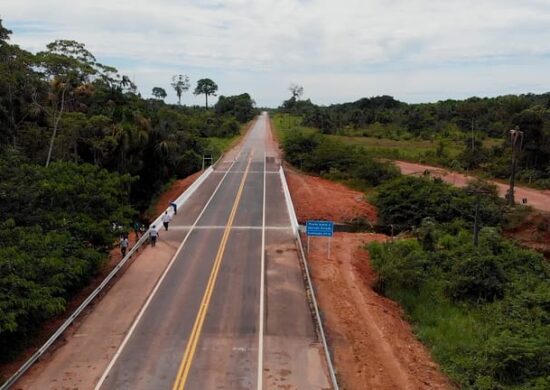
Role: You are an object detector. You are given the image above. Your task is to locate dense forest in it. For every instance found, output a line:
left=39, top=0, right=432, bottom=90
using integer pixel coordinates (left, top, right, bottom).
left=0, top=19, right=256, bottom=362
left=280, top=91, right=550, bottom=188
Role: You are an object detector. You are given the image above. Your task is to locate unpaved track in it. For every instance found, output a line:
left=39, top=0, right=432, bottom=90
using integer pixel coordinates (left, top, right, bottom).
left=15, top=114, right=329, bottom=389
left=396, top=160, right=550, bottom=212
left=308, top=233, right=452, bottom=390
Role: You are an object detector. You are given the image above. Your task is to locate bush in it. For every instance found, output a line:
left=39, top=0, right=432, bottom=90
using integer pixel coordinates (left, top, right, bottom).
left=0, top=157, right=135, bottom=360
left=282, top=130, right=398, bottom=187
left=375, top=175, right=505, bottom=229
left=447, top=254, right=507, bottom=303
left=367, top=223, right=550, bottom=389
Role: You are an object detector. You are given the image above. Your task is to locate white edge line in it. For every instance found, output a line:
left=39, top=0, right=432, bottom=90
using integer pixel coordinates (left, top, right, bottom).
left=279, top=166, right=340, bottom=390
left=94, top=155, right=240, bottom=390
left=257, top=151, right=266, bottom=390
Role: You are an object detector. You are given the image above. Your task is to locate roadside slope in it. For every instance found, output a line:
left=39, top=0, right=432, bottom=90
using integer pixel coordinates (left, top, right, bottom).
left=285, top=169, right=451, bottom=389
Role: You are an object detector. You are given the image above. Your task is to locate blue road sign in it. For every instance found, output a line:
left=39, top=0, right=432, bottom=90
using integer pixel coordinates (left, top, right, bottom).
left=306, top=220, right=334, bottom=237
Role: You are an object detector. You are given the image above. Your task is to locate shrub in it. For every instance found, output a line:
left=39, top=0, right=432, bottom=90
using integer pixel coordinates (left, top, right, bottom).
left=282, top=130, right=398, bottom=187
left=367, top=223, right=550, bottom=389
left=375, top=175, right=505, bottom=229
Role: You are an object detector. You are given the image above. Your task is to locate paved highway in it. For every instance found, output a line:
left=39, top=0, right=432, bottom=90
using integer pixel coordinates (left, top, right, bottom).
left=93, top=113, right=329, bottom=389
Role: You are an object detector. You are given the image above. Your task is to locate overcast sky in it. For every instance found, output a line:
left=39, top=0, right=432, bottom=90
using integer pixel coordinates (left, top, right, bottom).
left=2, top=0, right=550, bottom=107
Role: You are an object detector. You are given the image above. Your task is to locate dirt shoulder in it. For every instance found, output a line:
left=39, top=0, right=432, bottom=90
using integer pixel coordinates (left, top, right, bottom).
left=286, top=168, right=452, bottom=389
left=285, top=167, right=377, bottom=224
left=395, top=160, right=550, bottom=212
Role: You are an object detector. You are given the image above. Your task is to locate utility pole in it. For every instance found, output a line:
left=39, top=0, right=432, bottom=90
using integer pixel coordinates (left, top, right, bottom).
left=473, top=195, right=480, bottom=246
left=508, top=127, right=524, bottom=206
left=469, top=185, right=491, bottom=247
left=471, top=117, right=475, bottom=152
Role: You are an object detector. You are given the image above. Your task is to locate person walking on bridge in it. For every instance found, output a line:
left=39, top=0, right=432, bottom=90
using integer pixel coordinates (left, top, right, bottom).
left=162, top=210, right=172, bottom=231
left=120, top=235, right=129, bottom=257
left=149, top=226, right=159, bottom=247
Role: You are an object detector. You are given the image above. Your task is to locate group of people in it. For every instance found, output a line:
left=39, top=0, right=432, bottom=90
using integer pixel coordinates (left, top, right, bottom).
left=117, top=201, right=177, bottom=255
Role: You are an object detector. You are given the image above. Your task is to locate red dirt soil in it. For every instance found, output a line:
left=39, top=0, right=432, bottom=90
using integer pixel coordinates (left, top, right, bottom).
left=307, top=233, right=452, bottom=390
left=285, top=167, right=377, bottom=224
left=286, top=169, right=451, bottom=389
left=0, top=171, right=202, bottom=383
left=504, top=211, right=550, bottom=258
left=395, top=160, right=550, bottom=213
left=148, top=170, right=204, bottom=218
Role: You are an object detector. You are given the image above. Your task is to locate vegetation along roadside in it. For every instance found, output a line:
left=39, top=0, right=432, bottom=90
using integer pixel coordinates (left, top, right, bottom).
left=0, top=19, right=257, bottom=368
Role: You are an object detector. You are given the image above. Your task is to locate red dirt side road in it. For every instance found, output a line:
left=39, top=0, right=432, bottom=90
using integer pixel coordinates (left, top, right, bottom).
left=285, top=167, right=377, bottom=224
left=286, top=168, right=451, bottom=389
left=395, top=160, right=550, bottom=212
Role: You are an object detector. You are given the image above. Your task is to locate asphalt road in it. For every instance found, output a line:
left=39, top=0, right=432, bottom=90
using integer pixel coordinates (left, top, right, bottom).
left=95, top=113, right=329, bottom=389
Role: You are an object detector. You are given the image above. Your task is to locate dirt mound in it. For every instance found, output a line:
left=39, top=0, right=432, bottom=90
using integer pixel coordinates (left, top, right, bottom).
left=285, top=167, right=377, bottom=224
left=505, top=211, right=550, bottom=258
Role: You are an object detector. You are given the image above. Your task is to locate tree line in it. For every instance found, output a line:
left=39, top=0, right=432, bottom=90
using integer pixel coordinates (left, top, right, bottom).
left=0, top=18, right=256, bottom=365
left=280, top=87, right=550, bottom=188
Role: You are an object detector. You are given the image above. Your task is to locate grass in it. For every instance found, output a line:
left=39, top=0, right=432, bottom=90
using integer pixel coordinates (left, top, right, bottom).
left=207, top=121, right=251, bottom=157
left=272, top=113, right=501, bottom=163
left=328, top=134, right=463, bottom=160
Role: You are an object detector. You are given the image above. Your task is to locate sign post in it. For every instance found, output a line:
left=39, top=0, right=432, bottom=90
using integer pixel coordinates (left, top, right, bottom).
left=306, top=220, right=334, bottom=259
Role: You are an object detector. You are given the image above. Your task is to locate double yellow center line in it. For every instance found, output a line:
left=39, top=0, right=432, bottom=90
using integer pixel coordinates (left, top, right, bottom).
left=172, top=156, right=252, bottom=390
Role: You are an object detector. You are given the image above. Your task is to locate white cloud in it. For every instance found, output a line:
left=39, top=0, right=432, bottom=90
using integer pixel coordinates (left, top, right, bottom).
left=2, top=0, right=550, bottom=106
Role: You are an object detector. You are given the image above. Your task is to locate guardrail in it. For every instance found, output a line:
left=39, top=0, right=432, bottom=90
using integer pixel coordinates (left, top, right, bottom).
left=279, top=166, right=340, bottom=390
left=0, top=165, right=216, bottom=390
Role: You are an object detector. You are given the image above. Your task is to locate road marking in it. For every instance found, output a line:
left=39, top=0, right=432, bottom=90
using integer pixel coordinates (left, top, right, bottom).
left=94, top=154, right=241, bottom=390
left=257, top=152, right=267, bottom=390
left=168, top=225, right=291, bottom=230
left=211, top=170, right=279, bottom=174
left=172, top=157, right=252, bottom=390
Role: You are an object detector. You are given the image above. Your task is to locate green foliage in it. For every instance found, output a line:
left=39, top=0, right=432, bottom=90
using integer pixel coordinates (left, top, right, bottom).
left=171, top=74, right=190, bottom=105
left=374, top=175, right=505, bottom=229
left=152, top=87, right=167, bottom=100
left=368, top=224, right=550, bottom=389
left=278, top=92, right=550, bottom=188
left=282, top=130, right=398, bottom=187
left=0, top=152, right=134, bottom=360
left=194, top=78, right=218, bottom=109
left=0, top=21, right=253, bottom=363
left=215, top=93, right=257, bottom=123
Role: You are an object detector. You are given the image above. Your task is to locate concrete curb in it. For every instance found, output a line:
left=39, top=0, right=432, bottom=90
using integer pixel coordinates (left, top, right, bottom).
left=279, top=166, right=340, bottom=390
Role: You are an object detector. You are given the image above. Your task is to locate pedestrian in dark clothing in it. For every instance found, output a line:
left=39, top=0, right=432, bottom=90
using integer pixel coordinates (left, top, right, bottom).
left=170, top=201, right=177, bottom=215
left=150, top=226, right=159, bottom=247
left=162, top=211, right=172, bottom=231
left=133, top=221, right=141, bottom=238
left=120, top=236, right=129, bottom=257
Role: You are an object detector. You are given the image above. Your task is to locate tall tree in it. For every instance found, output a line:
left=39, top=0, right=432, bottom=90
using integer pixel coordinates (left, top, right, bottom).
left=152, top=87, right=167, bottom=101
left=171, top=74, right=189, bottom=105
left=36, top=40, right=97, bottom=167
left=194, top=78, right=218, bottom=109
left=289, top=83, right=304, bottom=100
left=0, top=19, right=40, bottom=148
